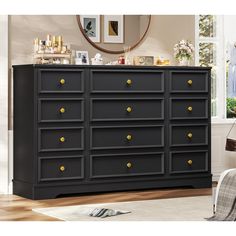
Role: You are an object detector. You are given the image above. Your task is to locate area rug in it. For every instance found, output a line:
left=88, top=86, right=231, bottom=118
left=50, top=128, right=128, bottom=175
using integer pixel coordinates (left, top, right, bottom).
left=32, top=196, right=213, bottom=221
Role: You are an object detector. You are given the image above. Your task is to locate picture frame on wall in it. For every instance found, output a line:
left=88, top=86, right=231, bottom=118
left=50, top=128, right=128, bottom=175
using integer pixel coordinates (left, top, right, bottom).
left=75, top=51, right=89, bottom=65
left=103, top=15, right=124, bottom=43
left=80, top=15, right=100, bottom=43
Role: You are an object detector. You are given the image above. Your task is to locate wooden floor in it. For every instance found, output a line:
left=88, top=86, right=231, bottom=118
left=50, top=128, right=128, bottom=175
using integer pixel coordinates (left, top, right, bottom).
left=0, top=186, right=213, bottom=221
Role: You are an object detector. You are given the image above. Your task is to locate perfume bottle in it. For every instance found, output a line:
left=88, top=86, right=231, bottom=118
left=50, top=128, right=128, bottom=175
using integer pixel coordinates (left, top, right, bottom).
left=57, top=35, right=62, bottom=53
left=46, top=34, right=51, bottom=46
left=118, top=55, right=125, bottom=64
left=52, top=35, right=58, bottom=53
left=61, top=45, right=67, bottom=54
left=38, top=40, right=46, bottom=53
left=45, top=34, right=53, bottom=53
left=33, top=38, right=39, bottom=53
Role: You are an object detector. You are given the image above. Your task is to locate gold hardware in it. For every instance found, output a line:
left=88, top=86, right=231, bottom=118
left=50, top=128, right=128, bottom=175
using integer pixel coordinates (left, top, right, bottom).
left=59, top=107, right=65, bottom=113
left=187, top=133, right=193, bottom=139
left=187, top=106, right=193, bottom=112
left=187, top=80, right=193, bottom=85
left=59, top=165, right=65, bottom=172
left=59, top=136, right=65, bottom=142
left=60, top=79, right=65, bottom=85
left=127, top=162, right=132, bottom=168
left=187, top=160, right=193, bottom=165
left=126, top=134, right=132, bottom=141
left=126, top=106, right=132, bottom=113
left=126, top=79, right=132, bottom=85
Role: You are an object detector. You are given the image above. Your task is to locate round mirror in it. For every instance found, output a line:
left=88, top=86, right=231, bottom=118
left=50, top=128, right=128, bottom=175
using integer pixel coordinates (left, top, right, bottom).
left=76, top=15, right=151, bottom=54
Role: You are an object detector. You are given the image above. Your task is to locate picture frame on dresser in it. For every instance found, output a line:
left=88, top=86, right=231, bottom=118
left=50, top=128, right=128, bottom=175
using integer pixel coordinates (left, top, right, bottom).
left=75, top=51, right=89, bottom=65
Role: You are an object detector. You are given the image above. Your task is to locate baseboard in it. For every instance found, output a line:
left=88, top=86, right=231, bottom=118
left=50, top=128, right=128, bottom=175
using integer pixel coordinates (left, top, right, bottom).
left=212, top=174, right=221, bottom=182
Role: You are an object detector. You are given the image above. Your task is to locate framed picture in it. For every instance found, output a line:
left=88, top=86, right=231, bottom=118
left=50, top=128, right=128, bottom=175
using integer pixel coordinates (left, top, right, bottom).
left=80, top=15, right=100, bottom=43
left=75, top=51, right=89, bottom=65
left=133, top=56, right=154, bottom=66
left=103, top=15, right=124, bottom=43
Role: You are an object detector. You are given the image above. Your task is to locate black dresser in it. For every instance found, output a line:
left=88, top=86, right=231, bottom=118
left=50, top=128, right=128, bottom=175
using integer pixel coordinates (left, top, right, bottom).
left=13, top=65, right=212, bottom=199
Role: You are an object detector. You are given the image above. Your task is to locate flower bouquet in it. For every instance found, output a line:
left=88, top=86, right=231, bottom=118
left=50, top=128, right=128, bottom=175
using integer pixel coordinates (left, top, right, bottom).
left=174, top=39, right=194, bottom=66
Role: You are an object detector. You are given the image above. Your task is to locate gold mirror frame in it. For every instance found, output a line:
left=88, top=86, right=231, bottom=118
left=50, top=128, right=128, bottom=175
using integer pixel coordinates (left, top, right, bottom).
left=76, top=15, right=151, bottom=54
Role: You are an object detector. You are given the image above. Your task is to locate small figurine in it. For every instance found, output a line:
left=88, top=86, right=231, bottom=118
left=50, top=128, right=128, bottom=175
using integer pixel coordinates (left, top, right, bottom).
left=91, top=53, right=103, bottom=65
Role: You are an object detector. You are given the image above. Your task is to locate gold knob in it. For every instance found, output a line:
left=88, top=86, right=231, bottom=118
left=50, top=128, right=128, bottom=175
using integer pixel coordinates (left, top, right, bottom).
left=60, top=79, right=65, bottom=85
left=59, top=107, right=65, bottom=113
left=187, top=160, right=193, bottom=165
left=127, top=162, right=132, bottom=168
left=126, top=106, right=132, bottom=113
left=126, top=79, right=132, bottom=85
left=187, top=80, right=193, bottom=85
left=187, top=106, right=193, bottom=112
left=126, top=134, right=132, bottom=141
left=59, top=165, right=65, bottom=172
left=59, top=136, right=65, bottom=142
left=187, top=133, right=193, bottom=139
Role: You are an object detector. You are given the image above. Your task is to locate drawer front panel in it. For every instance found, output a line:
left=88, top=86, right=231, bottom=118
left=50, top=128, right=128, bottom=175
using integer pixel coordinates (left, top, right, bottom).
left=170, top=71, right=208, bottom=93
left=91, top=98, right=164, bottom=121
left=39, top=99, right=84, bottom=122
left=39, top=156, right=84, bottom=181
left=170, top=151, right=208, bottom=174
left=91, top=152, right=164, bottom=178
left=39, top=127, right=84, bottom=152
left=91, top=125, right=164, bottom=149
left=91, top=126, right=164, bottom=149
left=170, top=98, right=208, bottom=119
left=90, top=70, right=164, bottom=93
left=38, top=69, right=84, bottom=93
left=170, top=125, right=208, bottom=146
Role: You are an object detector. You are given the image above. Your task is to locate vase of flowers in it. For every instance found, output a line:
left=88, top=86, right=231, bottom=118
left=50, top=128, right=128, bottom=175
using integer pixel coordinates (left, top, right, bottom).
left=174, top=39, right=194, bottom=66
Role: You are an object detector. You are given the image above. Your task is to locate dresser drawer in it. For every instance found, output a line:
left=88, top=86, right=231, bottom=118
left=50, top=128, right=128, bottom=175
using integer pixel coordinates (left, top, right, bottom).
left=90, top=152, right=164, bottom=178
left=170, top=124, right=208, bottom=147
left=91, top=125, right=164, bottom=150
left=39, top=127, right=84, bottom=152
left=39, top=156, right=84, bottom=181
left=170, top=70, right=209, bottom=93
left=170, top=151, right=208, bottom=174
left=170, top=98, right=208, bottom=119
left=38, top=98, right=84, bottom=122
left=91, top=98, right=164, bottom=121
left=90, top=69, right=164, bottom=93
left=38, top=69, right=84, bottom=93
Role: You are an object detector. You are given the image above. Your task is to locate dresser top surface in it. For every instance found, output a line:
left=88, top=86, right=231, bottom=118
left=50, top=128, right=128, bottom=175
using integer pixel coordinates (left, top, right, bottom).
left=12, top=64, right=211, bottom=71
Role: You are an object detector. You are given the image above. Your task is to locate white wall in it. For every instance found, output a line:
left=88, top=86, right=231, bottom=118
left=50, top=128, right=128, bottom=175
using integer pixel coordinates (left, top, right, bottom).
left=224, top=15, right=236, bottom=44
left=0, top=15, right=9, bottom=193
left=212, top=123, right=236, bottom=180
left=9, top=15, right=195, bottom=65
left=210, top=15, right=236, bottom=180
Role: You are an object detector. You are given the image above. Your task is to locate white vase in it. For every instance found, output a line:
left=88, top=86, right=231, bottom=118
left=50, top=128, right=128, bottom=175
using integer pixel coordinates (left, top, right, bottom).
left=178, top=57, right=190, bottom=66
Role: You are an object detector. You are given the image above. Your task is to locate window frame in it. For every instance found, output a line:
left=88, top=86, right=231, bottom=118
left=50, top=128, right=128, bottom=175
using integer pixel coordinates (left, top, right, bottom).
left=195, top=15, right=228, bottom=124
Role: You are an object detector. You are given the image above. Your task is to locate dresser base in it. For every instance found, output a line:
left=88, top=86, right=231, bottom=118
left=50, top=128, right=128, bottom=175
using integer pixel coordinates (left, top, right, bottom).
left=13, top=175, right=212, bottom=200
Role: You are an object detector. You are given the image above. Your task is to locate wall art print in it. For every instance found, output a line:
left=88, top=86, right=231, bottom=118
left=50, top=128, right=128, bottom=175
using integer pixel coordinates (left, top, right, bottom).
left=80, top=15, right=100, bottom=43
left=103, top=15, right=124, bottom=43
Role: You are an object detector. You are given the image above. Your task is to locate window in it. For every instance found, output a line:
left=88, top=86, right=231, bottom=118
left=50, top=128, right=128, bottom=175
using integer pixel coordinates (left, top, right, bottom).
left=225, top=16, right=236, bottom=119
left=196, top=15, right=217, bottom=117
left=195, top=15, right=224, bottom=120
